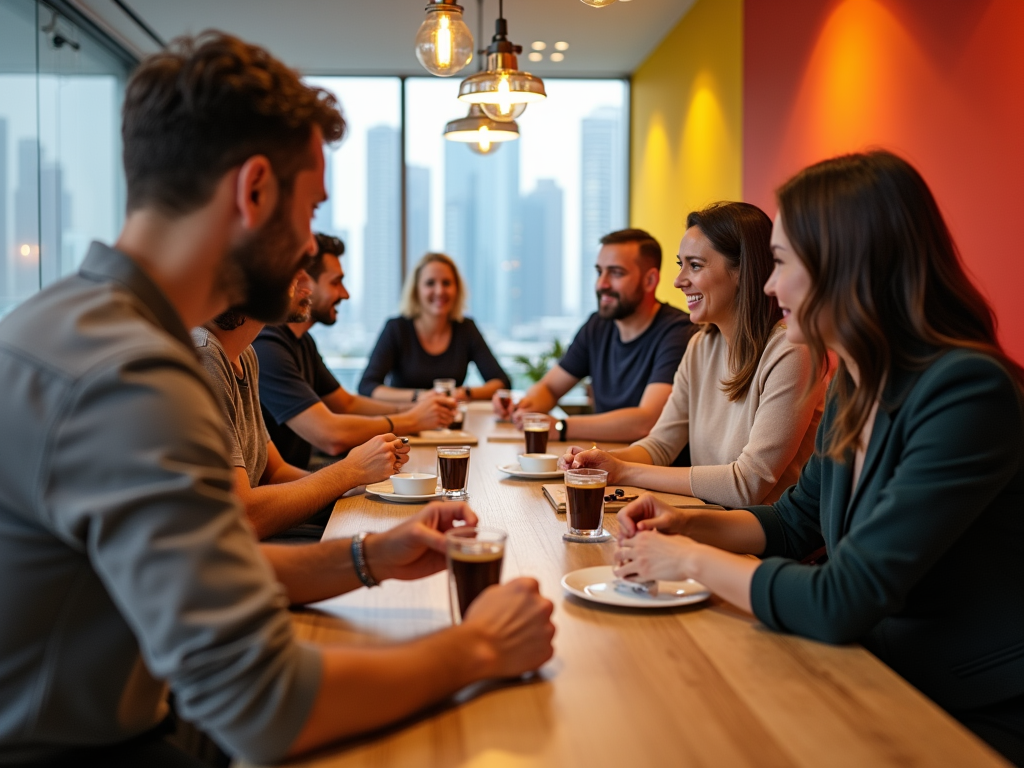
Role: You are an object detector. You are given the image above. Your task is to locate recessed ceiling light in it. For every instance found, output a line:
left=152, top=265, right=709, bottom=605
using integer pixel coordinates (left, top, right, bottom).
left=528, top=51, right=543, bottom=62
left=554, top=41, right=569, bottom=51
left=550, top=52, right=565, bottom=62
left=531, top=41, right=546, bottom=51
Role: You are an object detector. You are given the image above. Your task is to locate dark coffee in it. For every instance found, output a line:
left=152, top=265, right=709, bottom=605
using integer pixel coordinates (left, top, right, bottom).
left=524, top=428, right=548, bottom=455
left=499, top=395, right=513, bottom=413
left=450, top=546, right=503, bottom=618
left=449, top=416, right=464, bottom=431
left=438, top=453, right=469, bottom=490
left=566, top=482, right=605, bottom=531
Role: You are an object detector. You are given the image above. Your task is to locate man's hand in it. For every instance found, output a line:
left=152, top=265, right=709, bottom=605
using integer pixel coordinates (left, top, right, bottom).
left=460, top=578, right=555, bottom=679
left=492, top=390, right=518, bottom=420
left=408, top=391, right=457, bottom=432
left=342, top=434, right=410, bottom=485
left=508, top=396, right=540, bottom=428
left=364, top=502, right=477, bottom=582
left=616, top=493, right=691, bottom=541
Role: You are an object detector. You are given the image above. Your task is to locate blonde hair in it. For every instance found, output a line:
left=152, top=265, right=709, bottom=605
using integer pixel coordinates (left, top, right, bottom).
left=399, top=252, right=466, bottom=321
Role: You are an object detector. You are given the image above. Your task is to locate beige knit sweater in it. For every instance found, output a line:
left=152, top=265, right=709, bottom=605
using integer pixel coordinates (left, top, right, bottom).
left=633, top=324, right=825, bottom=507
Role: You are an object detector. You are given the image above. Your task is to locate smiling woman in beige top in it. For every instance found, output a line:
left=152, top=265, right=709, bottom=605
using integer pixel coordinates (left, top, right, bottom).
left=561, top=201, right=826, bottom=507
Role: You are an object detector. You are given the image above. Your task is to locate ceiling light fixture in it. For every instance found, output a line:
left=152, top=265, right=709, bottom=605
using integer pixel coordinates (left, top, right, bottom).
left=415, top=1, right=474, bottom=77
left=458, top=0, right=546, bottom=123
left=554, top=41, right=569, bottom=51
left=580, top=0, right=618, bottom=7
left=528, top=52, right=543, bottom=62
left=444, top=104, right=520, bottom=155
left=531, top=41, right=546, bottom=51
left=550, top=52, right=564, bottom=62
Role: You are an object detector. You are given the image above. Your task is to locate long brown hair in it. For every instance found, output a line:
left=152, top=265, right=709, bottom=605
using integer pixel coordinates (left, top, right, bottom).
left=686, top=202, right=782, bottom=401
left=777, top=150, right=1024, bottom=460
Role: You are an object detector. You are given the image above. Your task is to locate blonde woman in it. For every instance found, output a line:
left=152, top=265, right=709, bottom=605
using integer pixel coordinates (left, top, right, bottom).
left=359, top=253, right=511, bottom=402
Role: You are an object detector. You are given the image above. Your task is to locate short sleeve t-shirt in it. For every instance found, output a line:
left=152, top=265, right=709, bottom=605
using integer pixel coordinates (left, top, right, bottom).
left=252, top=325, right=341, bottom=469
left=192, top=327, right=270, bottom=488
left=558, top=303, right=696, bottom=413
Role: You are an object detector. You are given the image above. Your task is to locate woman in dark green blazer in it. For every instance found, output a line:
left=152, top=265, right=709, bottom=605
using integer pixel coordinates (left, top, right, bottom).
left=613, top=151, right=1024, bottom=765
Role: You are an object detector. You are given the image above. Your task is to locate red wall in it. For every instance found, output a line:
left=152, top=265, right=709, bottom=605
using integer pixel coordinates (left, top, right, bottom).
left=743, top=0, right=1024, bottom=362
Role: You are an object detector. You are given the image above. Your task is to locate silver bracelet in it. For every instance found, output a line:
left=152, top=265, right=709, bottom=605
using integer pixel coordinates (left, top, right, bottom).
left=351, top=531, right=379, bottom=588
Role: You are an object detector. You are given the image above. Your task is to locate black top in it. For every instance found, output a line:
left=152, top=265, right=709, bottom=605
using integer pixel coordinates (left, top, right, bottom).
left=252, top=325, right=341, bottom=469
left=748, top=349, right=1024, bottom=712
left=358, top=316, right=511, bottom=396
left=558, top=303, right=696, bottom=413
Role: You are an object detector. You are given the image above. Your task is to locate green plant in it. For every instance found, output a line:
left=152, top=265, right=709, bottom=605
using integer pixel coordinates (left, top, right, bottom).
left=513, top=339, right=566, bottom=383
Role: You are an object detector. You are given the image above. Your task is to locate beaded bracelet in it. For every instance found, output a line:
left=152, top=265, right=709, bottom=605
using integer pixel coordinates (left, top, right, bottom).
left=351, top=531, right=379, bottom=588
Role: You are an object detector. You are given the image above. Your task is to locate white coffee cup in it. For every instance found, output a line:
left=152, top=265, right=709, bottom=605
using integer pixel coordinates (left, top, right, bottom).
left=390, top=472, right=438, bottom=495
left=518, top=453, right=558, bottom=473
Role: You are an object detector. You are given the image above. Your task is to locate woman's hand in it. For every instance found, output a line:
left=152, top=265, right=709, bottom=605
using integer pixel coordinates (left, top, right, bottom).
left=364, top=502, right=478, bottom=582
left=563, top=448, right=625, bottom=482
left=612, top=530, right=698, bottom=583
left=557, top=446, right=586, bottom=470
left=344, top=434, right=410, bottom=485
left=616, top=493, right=691, bottom=540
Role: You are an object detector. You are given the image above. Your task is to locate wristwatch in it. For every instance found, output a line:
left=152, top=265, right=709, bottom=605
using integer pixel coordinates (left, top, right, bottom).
left=555, top=419, right=568, bottom=442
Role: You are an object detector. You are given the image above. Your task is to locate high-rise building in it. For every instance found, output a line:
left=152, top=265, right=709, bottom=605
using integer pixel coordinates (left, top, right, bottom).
left=519, top=179, right=564, bottom=322
left=406, top=164, right=430, bottom=267
left=0, top=119, right=8, bottom=308
left=312, top=150, right=335, bottom=237
left=579, top=107, right=626, bottom=313
left=362, top=125, right=401, bottom=338
left=443, top=140, right=520, bottom=332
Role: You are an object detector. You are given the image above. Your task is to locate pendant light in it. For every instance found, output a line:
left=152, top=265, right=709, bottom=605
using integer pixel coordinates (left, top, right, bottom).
left=444, top=104, right=520, bottom=155
left=580, top=0, right=618, bottom=6
left=458, top=0, right=545, bottom=121
left=415, top=1, right=474, bottom=77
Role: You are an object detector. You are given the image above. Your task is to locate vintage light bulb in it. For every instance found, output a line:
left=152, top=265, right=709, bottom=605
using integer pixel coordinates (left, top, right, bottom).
left=580, top=0, right=618, bottom=6
left=415, top=2, right=474, bottom=77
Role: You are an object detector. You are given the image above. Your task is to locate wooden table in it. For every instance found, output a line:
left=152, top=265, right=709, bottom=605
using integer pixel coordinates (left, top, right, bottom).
left=244, top=404, right=1010, bottom=768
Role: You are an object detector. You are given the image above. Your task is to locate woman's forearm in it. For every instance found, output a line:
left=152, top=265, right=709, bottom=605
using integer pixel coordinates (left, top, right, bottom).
left=685, top=543, right=759, bottom=613
left=619, top=463, right=694, bottom=497
left=684, top=508, right=767, bottom=555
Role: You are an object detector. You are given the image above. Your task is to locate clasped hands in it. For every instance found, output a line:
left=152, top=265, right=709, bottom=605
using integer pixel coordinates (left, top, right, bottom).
left=612, top=494, right=703, bottom=584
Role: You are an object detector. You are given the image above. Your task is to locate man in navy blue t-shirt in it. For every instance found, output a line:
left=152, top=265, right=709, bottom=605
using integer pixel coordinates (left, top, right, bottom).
left=494, top=229, right=696, bottom=445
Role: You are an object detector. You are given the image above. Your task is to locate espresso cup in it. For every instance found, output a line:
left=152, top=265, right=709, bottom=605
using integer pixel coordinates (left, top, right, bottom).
left=522, top=413, right=550, bottom=455
left=446, top=526, right=506, bottom=624
left=519, top=453, right=558, bottom=473
left=564, top=468, right=607, bottom=537
left=436, top=445, right=471, bottom=501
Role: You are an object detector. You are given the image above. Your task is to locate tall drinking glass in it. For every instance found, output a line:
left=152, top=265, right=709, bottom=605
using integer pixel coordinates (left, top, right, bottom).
left=522, top=413, right=550, bottom=455
left=437, top=445, right=471, bottom=500
left=446, top=527, right=506, bottom=624
left=564, top=468, right=607, bottom=538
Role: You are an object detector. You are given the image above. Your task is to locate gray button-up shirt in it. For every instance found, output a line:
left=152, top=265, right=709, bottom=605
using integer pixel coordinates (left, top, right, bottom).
left=0, top=243, right=320, bottom=763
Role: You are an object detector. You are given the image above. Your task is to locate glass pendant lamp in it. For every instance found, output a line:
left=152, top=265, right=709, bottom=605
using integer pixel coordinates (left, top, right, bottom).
left=458, top=1, right=545, bottom=120
left=444, top=104, right=520, bottom=155
left=415, top=1, right=474, bottom=77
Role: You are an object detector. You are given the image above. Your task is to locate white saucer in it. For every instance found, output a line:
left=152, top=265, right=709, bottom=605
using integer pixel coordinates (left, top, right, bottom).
left=365, top=480, right=442, bottom=504
left=561, top=565, right=711, bottom=609
left=496, top=463, right=564, bottom=480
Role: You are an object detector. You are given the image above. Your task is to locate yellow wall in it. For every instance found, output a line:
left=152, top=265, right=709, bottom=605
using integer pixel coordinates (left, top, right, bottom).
left=630, top=0, right=744, bottom=308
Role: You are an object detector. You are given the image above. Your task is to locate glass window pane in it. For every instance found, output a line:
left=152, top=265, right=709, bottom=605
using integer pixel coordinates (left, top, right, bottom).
left=0, top=0, right=40, bottom=317
left=304, top=76, right=402, bottom=391
left=405, top=77, right=629, bottom=390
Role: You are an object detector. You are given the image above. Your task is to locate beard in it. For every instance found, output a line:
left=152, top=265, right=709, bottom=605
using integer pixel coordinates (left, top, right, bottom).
left=310, top=298, right=338, bottom=326
left=217, top=191, right=308, bottom=324
left=287, top=296, right=313, bottom=323
left=596, top=288, right=642, bottom=320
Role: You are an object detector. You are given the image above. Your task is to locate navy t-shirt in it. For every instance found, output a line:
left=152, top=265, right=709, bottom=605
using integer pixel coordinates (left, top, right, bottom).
left=252, top=325, right=340, bottom=469
left=358, top=316, right=511, bottom=396
left=558, top=303, right=695, bottom=413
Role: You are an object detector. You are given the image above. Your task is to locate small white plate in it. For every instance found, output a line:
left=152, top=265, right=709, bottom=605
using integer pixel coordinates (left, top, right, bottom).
left=497, top=463, right=564, bottom=480
left=365, top=480, right=442, bottom=503
left=561, top=565, right=711, bottom=609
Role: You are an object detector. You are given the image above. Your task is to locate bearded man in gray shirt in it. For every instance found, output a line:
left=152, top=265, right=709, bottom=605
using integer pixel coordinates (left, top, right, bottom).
left=0, top=32, right=553, bottom=766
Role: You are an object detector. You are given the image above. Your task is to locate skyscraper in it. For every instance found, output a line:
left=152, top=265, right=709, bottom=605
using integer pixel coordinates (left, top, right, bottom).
left=406, top=164, right=431, bottom=266
left=519, top=179, right=564, bottom=322
left=0, top=119, right=8, bottom=308
left=579, top=107, right=626, bottom=313
left=443, top=140, right=520, bottom=331
left=362, top=125, right=401, bottom=338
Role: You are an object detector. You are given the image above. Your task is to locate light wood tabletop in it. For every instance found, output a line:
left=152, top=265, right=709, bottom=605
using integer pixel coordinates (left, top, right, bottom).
left=241, top=404, right=1010, bottom=768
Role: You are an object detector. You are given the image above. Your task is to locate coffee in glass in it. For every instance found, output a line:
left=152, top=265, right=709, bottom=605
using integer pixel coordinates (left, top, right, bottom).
left=522, top=413, right=550, bottom=455
left=446, top=527, right=506, bottom=623
left=437, top=445, right=471, bottom=500
left=564, top=468, right=607, bottom=537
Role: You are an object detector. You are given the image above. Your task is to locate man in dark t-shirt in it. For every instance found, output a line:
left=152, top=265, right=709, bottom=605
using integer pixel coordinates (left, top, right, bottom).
left=494, top=229, right=696, bottom=446
left=254, top=235, right=455, bottom=468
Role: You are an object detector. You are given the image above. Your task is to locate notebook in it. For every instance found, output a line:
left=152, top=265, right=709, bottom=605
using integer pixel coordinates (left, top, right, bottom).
left=541, top=484, right=723, bottom=514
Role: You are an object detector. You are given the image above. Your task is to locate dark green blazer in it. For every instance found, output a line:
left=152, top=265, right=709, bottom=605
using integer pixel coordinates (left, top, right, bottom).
left=748, top=349, right=1024, bottom=711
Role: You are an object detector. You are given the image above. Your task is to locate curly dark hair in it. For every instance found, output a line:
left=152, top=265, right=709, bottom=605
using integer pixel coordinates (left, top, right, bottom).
left=307, top=233, right=346, bottom=280
left=122, top=30, right=346, bottom=215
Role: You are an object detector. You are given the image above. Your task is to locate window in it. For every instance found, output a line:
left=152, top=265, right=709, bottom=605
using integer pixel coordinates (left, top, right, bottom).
left=0, top=0, right=130, bottom=318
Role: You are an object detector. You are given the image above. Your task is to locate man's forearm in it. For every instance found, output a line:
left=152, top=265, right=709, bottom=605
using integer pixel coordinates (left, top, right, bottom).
left=563, top=407, right=660, bottom=443
left=523, top=381, right=558, bottom=413
left=287, top=624, right=492, bottom=757
left=245, top=463, right=360, bottom=539
left=347, top=393, right=403, bottom=415
left=260, top=537, right=363, bottom=604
